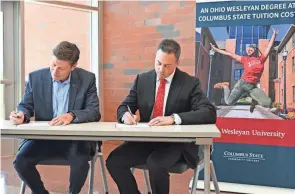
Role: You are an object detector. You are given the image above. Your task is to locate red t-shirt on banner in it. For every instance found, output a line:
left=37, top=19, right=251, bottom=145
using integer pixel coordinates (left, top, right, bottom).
left=241, top=55, right=266, bottom=84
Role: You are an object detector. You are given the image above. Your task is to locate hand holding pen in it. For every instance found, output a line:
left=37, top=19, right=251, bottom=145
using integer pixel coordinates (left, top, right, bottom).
left=9, top=108, right=25, bottom=125
left=122, top=105, right=138, bottom=125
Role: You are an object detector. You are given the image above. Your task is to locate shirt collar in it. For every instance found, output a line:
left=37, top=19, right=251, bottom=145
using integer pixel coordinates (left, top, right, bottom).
left=52, top=72, right=71, bottom=84
left=157, top=69, right=176, bottom=83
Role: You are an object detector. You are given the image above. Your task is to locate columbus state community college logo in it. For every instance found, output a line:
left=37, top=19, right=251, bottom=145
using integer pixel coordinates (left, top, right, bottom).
left=223, top=151, right=265, bottom=163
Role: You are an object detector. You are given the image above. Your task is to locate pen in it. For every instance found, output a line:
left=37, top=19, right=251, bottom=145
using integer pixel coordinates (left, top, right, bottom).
left=15, top=108, right=20, bottom=118
left=127, top=105, right=137, bottom=125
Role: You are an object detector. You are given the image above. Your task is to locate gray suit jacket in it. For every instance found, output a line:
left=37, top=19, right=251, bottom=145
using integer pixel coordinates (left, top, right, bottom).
left=17, top=67, right=101, bottom=154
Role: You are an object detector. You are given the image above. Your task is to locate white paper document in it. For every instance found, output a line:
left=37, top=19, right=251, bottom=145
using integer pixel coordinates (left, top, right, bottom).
left=115, top=123, right=150, bottom=128
left=17, top=122, right=50, bottom=128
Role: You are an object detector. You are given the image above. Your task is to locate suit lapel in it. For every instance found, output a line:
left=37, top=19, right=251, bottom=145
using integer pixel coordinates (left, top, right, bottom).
left=68, top=70, right=80, bottom=110
left=165, top=68, right=184, bottom=115
left=146, top=70, right=157, bottom=118
left=43, top=68, right=53, bottom=117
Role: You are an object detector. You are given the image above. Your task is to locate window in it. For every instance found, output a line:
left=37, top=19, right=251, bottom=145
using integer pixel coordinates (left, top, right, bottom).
left=245, top=43, right=251, bottom=49
left=1, top=1, right=24, bottom=120
left=292, top=34, right=295, bottom=48
left=236, top=40, right=242, bottom=55
left=23, top=1, right=100, bottom=92
left=243, top=26, right=252, bottom=37
left=293, top=86, right=295, bottom=102
left=253, top=26, right=259, bottom=40
left=196, top=32, right=201, bottom=42
left=237, top=26, right=243, bottom=37
left=228, top=26, right=236, bottom=39
left=270, top=71, right=276, bottom=78
left=270, top=89, right=275, bottom=102
left=1, top=1, right=27, bottom=156
left=201, top=55, right=204, bottom=70
left=55, top=0, right=98, bottom=7
left=293, top=57, right=295, bottom=72
left=1, top=0, right=100, bottom=156
left=234, top=69, right=244, bottom=80
left=0, top=10, right=3, bottom=119
left=215, top=70, right=221, bottom=77
left=25, top=2, right=93, bottom=74
left=202, top=36, right=206, bottom=47
left=258, top=25, right=267, bottom=39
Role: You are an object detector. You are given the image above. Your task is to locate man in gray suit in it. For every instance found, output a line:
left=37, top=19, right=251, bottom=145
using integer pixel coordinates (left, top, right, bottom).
left=9, top=41, right=100, bottom=194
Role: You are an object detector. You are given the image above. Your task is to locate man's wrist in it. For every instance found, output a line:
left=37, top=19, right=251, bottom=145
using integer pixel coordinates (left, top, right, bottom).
left=121, top=113, right=126, bottom=123
left=170, top=114, right=175, bottom=124
left=23, top=114, right=30, bottom=123
left=67, top=111, right=76, bottom=122
left=171, top=114, right=182, bottom=125
left=121, top=111, right=129, bottom=123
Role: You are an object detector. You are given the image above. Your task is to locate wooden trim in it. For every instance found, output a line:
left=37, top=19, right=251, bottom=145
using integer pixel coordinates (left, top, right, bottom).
left=27, top=0, right=99, bottom=12
left=98, top=1, right=104, bottom=121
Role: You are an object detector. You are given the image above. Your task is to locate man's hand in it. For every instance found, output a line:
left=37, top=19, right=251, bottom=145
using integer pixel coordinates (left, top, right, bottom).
left=9, top=111, right=25, bottom=125
left=122, top=112, right=138, bottom=125
left=148, top=116, right=174, bottom=126
left=49, top=113, right=73, bottom=126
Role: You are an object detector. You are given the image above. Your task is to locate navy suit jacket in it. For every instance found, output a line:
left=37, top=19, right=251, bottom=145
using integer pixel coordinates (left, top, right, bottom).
left=17, top=67, right=101, bottom=154
left=117, top=68, right=216, bottom=168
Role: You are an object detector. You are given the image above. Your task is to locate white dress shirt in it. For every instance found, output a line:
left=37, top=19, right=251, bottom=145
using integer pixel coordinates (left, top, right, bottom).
left=123, top=70, right=182, bottom=125
left=154, top=70, right=182, bottom=125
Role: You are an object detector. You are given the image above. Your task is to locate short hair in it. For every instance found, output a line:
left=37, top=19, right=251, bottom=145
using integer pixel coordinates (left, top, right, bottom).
left=52, top=41, right=80, bottom=66
left=157, top=39, right=181, bottom=61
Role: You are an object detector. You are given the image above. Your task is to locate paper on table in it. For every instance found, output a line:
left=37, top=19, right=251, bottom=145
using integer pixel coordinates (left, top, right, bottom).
left=17, top=122, right=50, bottom=127
left=115, top=123, right=150, bottom=128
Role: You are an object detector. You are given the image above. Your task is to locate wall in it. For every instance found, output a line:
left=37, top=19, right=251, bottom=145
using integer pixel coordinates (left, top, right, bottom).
left=195, top=42, right=210, bottom=93
left=102, top=1, right=196, bottom=121
left=258, top=39, right=270, bottom=96
left=268, top=50, right=278, bottom=102
left=276, top=47, right=295, bottom=108
left=210, top=53, right=232, bottom=105
left=21, top=1, right=196, bottom=122
left=24, top=3, right=90, bottom=76
left=225, top=39, right=241, bottom=88
left=195, top=28, right=219, bottom=96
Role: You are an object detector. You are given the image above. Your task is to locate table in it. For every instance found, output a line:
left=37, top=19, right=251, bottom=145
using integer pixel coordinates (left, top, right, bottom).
left=0, top=120, right=220, bottom=194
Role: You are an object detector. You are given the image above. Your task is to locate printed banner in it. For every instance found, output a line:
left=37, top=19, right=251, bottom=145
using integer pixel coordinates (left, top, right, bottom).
left=195, top=0, right=295, bottom=190
left=196, top=1, right=295, bottom=27
left=215, top=118, right=295, bottom=147
left=199, top=142, right=295, bottom=188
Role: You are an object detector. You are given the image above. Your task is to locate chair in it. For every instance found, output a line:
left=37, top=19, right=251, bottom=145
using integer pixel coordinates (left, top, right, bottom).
left=131, top=146, right=220, bottom=194
left=19, top=144, right=109, bottom=194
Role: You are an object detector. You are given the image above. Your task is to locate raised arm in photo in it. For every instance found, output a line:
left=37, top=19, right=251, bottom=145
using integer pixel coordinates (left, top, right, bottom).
left=210, top=43, right=242, bottom=63
left=263, top=28, right=279, bottom=58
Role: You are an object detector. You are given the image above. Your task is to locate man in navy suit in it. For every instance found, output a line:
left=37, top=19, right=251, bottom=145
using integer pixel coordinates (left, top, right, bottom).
left=10, top=41, right=100, bottom=194
left=106, top=39, right=216, bottom=194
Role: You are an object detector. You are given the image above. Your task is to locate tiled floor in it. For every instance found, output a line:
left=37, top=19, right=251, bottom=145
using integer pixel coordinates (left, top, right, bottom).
left=1, top=141, right=232, bottom=194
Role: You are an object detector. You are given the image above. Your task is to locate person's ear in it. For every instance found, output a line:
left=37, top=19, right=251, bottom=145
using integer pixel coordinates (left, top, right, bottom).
left=71, top=63, right=77, bottom=71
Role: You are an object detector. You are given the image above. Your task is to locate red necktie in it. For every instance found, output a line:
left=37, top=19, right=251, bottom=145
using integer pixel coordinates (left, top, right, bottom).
left=152, top=79, right=166, bottom=118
